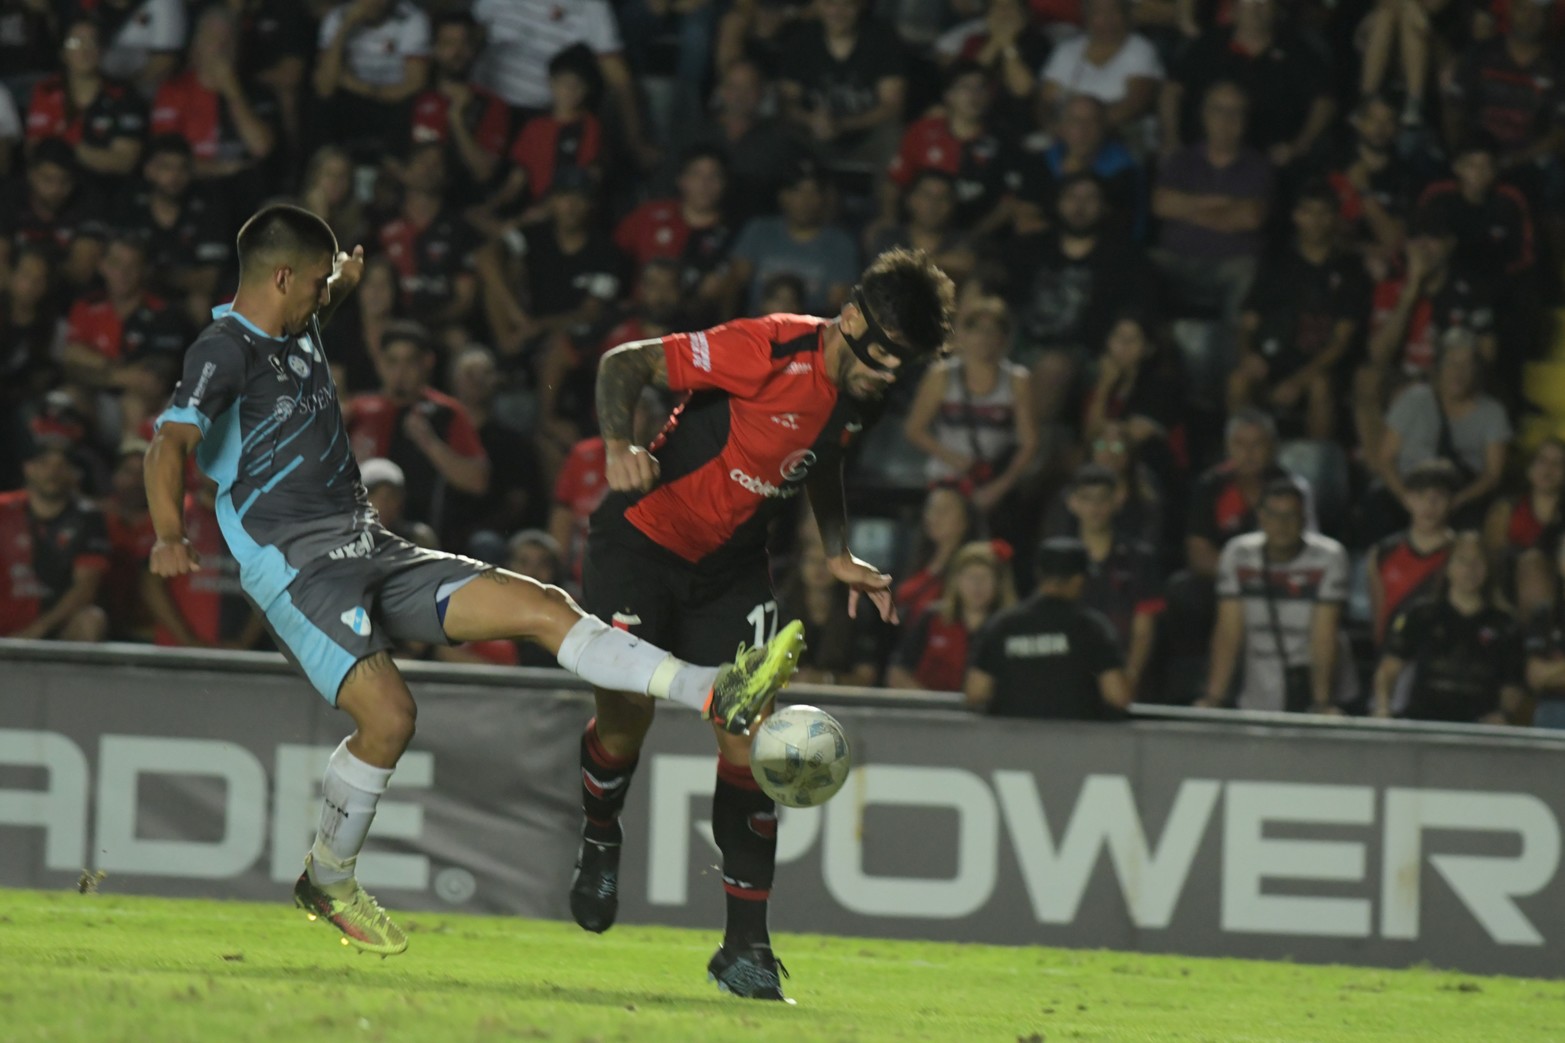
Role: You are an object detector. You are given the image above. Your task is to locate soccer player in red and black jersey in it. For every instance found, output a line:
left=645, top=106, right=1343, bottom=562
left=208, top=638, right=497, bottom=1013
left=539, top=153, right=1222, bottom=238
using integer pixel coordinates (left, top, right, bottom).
left=572, top=248, right=955, bottom=1000
left=0, top=436, right=110, bottom=642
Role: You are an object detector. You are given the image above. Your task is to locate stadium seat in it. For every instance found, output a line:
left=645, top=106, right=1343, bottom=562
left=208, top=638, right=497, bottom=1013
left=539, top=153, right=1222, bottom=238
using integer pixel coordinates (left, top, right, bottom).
left=1278, top=439, right=1351, bottom=538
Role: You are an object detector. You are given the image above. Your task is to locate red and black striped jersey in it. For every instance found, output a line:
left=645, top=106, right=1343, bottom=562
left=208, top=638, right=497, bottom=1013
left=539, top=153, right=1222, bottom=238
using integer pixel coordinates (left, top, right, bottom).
left=596, top=314, right=871, bottom=569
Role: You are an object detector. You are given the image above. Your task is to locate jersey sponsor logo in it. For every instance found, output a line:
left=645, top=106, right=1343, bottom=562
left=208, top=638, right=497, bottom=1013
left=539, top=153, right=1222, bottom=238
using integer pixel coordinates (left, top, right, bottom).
left=340, top=606, right=372, bottom=637
left=779, top=448, right=816, bottom=482
left=771, top=413, right=801, bottom=431
left=1005, top=633, right=1070, bottom=657
left=689, top=331, right=712, bottom=372
left=288, top=355, right=311, bottom=378
left=188, top=361, right=217, bottom=407
left=327, top=531, right=375, bottom=561
left=729, top=468, right=802, bottom=499
left=785, top=360, right=812, bottom=376
left=844, top=421, right=863, bottom=434
left=272, top=397, right=295, bottom=422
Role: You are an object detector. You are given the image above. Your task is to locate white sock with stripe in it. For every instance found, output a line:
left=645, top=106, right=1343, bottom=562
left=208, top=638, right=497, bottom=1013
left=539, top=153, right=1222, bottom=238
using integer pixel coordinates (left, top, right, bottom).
left=556, top=615, right=717, bottom=710
left=308, top=739, right=394, bottom=888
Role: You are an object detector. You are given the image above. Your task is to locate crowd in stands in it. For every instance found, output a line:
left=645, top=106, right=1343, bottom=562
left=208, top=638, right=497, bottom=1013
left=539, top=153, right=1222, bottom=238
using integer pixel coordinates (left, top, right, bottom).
left=1, top=0, right=1564, bottom=725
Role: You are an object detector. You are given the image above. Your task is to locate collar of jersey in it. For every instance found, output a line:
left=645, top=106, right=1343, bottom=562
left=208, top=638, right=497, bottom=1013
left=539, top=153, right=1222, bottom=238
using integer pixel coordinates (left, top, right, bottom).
left=212, top=303, right=289, bottom=343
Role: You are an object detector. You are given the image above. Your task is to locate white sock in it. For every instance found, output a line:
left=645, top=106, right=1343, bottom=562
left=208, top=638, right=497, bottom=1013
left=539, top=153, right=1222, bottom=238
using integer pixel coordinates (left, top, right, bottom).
left=556, top=615, right=719, bottom=711
left=309, top=739, right=394, bottom=887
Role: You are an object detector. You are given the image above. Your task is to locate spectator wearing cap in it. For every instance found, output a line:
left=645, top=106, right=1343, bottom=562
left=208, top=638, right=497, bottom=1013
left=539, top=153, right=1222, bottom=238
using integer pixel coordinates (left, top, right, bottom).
left=1159, top=0, right=1334, bottom=165
left=1229, top=181, right=1369, bottom=442
left=377, top=142, right=482, bottom=330
left=613, top=146, right=736, bottom=323
left=0, top=139, right=108, bottom=290
left=410, top=12, right=511, bottom=205
left=1064, top=464, right=1165, bottom=695
left=776, top=0, right=908, bottom=168
left=681, top=58, right=817, bottom=227
left=730, top=161, right=859, bottom=316
left=1375, top=532, right=1526, bottom=724
left=1201, top=480, right=1354, bottom=714
left=149, top=4, right=278, bottom=213
left=348, top=324, right=490, bottom=550
left=359, top=456, right=439, bottom=550
left=1367, top=459, right=1459, bottom=645
left=114, top=135, right=230, bottom=328
left=312, top=0, right=431, bottom=158
left=1151, top=80, right=1272, bottom=323
left=888, top=540, right=1016, bottom=693
left=866, top=170, right=977, bottom=285
left=1039, top=0, right=1163, bottom=138
left=25, top=18, right=147, bottom=189
left=0, top=437, right=109, bottom=642
left=1002, top=173, right=1155, bottom=425
left=479, top=167, right=624, bottom=361
left=486, top=45, right=602, bottom=224
left=965, top=536, right=1133, bottom=720
left=880, top=61, right=1012, bottom=238
left=140, top=475, right=265, bottom=649
left=1377, top=329, right=1511, bottom=532
left=60, top=233, right=188, bottom=434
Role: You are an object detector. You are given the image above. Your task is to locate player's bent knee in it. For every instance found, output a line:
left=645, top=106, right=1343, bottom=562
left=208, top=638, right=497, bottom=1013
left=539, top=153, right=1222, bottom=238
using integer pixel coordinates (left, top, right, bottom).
left=63, top=605, right=108, bottom=643
left=337, top=654, right=418, bottom=756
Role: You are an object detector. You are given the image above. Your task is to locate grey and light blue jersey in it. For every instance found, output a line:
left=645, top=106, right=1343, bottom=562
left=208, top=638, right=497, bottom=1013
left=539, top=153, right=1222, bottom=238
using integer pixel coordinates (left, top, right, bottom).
left=158, top=305, right=373, bottom=609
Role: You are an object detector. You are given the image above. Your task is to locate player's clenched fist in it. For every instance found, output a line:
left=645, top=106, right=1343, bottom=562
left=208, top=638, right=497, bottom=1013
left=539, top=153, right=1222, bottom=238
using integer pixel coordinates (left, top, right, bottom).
left=605, top=442, right=660, bottom=492
left=149, top=537, right=202, bottom=577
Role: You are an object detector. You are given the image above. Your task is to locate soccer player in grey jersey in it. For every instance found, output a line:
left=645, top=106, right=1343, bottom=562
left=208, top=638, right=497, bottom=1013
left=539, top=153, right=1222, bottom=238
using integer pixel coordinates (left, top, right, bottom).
left=144, top=205, right=804, bottom=955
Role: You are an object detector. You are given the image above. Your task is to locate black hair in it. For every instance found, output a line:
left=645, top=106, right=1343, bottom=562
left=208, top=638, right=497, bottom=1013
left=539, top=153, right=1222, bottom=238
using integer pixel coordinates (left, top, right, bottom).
left=235, top=204, right=338, bottom=281
left=760, top=271, right=807, bottom=308
left=145, top=133, right=193, bottom=162
left=1261, top=478, right=1305, bottom=510
left=1403, top=458, right=1462, bottom=495
left=31, top=138, right=77, bottom=174
left=1294, top=179, right=1338, bottom=210
left=945, top=58, right=990, bottom=91
left=1452, top=132, right=1500, bottom=162
left=381, top=319, right=435, bottom=356
left=679, top=144, right=729, bottom=175
left=857, top=247, right=956, bottom=359
left=640, top=256, right=682, bottom=281
left=434, top=10, right=479, bottom=33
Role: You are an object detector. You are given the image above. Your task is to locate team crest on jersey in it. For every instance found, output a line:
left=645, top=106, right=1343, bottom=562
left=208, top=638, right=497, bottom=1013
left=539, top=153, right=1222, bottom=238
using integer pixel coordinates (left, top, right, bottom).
left=273, top=397, right=296, bottom=422
left=340, top=606, right=372, bottom=637
left=268, top=355, right=287, bottom=381
left=288, top=356, right=311, bottom=378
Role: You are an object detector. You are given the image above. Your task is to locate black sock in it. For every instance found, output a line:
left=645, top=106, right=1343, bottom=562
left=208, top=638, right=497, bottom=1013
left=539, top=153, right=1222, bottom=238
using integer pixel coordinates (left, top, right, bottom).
left=713, top=754, right=776, bottom=948
left=580, top=717, right=638, bottom=845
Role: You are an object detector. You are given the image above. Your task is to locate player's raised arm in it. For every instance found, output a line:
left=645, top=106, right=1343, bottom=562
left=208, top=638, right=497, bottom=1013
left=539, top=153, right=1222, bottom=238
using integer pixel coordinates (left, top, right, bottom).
left=145, top=421, right=203, bottom=577
left=596, top=338, right=671, bottom=492
left=316, top=245, right=365, bottom=330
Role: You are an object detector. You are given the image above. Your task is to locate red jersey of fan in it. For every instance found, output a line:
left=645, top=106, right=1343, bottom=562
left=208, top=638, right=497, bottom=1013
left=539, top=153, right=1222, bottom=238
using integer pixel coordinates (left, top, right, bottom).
left=510, top=112, right=601, bottom=199
left=555, top=436, right=610, bottom=582
left=1372, top=531, right=1452, bottom=642
left=25, top=74, right=145, bottom=146
left=599, top=315, right=871, bottom=568
left=410, top=87, right=511, bottom=157
left=0, top=490, right=111, bottom=635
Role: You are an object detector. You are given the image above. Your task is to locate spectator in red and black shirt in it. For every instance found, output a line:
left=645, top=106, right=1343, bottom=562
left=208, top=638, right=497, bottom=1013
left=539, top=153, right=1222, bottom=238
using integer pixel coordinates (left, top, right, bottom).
left=0, top=436, right=109, bottom=642
left=1417, top=137, right=1535, bottom=278
left=115, top=134, right=229, bottom=326
left=1485, top=436, right=1565, bottom=561
left=501, top=45, right=602, bottom=216
left=347, top=321, right=490, bottom=548
left=1230, top=183, right=1368, bottom=441
left=377, top=142, right=481, bottom=329
left=888, top=540, right=1017, bottom=692
left=1325, top=96, right=1413, bottom=279
left=411, top=12, right=509, bottom=202
left=1444, top=0, right=1565, bottom=196
left=150, top=5, right=278, bottom=214
left=1186, top=408, right=1313, bottom=577
left=882, top=61, right=1011, bottom=235
left=26, top=19, right=146, bottom=188
left=1367, top=459, right=1458, bottom=644
left=614, top=145, right=737, bottom=320
left=1064, top=464, right=1165, bottom=695
left=0, top=139, right=107, bottom=289
left=60, top=233, right=188, bottom=436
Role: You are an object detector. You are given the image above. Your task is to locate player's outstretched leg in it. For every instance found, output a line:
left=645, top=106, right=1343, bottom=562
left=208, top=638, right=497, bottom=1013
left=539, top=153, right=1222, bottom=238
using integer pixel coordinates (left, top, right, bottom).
left=293, top=652, right=412, bottom=956
left=706, top=728, right=788, bottom=1000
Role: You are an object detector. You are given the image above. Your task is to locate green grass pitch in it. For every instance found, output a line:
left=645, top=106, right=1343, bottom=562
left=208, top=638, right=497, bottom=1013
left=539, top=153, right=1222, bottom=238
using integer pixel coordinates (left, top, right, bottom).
left=2, top=888, right=1561, bottom=1042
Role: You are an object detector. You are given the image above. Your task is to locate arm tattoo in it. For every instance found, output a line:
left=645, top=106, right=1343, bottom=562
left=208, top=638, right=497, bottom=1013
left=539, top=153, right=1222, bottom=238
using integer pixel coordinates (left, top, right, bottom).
left=596, top=340, right=669, bottom=444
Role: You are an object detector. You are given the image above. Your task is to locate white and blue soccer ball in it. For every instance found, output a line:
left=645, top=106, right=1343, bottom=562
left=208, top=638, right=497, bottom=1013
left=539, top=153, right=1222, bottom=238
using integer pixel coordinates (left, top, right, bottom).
left=750, top=705, right=851, bottom=808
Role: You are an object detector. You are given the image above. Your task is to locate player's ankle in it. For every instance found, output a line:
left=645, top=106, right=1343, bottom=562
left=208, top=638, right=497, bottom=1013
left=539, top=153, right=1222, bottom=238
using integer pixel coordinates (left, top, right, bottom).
left=583, top=817, right=622, bottom=845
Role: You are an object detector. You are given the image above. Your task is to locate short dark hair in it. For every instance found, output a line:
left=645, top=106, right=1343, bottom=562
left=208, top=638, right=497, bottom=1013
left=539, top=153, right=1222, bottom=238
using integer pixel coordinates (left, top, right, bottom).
left=31, top=138, right=77, bottom=174
left=1262, top=478, right=1305, bottom=511
left=105, top=230, right=149, bottom=258
left=235, top=204, right=337, bottom=281
left=1452, top=132, right=1499, bottom=162
left=381, top=319, right=434, bottom=356
left=945, top=59, right=989, bottom=91
left=857, top=247, right=956, bottom=360
left=434, top=10, right=478, bottom=34
left=1069, top=463, right=1118, bottom=494
left=145, top=133, right=193, bottom=162
left=679, top=144, right=728, bottom=176
left=1294, top=179, right=1337, bottom=210
left=1035, top=537, right=1089, bottom=580
left=1403, top=459, right=1462, bottom=495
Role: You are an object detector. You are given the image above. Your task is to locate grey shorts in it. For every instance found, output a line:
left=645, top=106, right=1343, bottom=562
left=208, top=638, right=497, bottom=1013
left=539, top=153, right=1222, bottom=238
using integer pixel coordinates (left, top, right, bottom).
left=261, top=528, right=492, bottom=703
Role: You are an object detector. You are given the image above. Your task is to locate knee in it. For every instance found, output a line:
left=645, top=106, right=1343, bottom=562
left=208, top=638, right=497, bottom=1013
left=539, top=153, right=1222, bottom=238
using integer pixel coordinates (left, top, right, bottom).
left=62, top=605, right=107, bottom=643
left=593, top=691, right=656, bottom=756
left=365, top=700, right=417, bottom=756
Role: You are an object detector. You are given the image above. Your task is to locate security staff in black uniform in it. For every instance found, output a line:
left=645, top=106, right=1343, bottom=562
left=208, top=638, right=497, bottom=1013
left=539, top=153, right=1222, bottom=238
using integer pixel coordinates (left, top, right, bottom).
left=965, top=537, right=1133, bottom=720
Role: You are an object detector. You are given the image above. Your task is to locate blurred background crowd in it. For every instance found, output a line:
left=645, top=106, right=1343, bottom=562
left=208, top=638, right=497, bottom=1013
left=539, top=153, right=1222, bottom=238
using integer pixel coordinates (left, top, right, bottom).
left=2, top=0, right=1565, bottom=723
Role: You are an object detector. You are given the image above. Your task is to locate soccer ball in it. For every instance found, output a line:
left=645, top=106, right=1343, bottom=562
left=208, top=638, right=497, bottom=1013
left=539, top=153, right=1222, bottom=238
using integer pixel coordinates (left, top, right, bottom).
left=749, top=705, right=851, bottom=808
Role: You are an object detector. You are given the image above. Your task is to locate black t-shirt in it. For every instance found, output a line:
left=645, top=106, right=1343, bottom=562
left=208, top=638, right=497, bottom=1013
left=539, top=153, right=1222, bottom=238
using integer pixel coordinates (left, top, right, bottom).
left=521, top=223, right=626, bottom=322
left=1243, top=247, right=1369, bottom=378
left=1172, top=28, right=1330, bottom=150
left=115, top=186, right=231, bottom=287
left=378, top=208, right=482, bottom=323
left=1384, top=599, right=1523, bottom=722
left=778, top=19, right=907, bottom=122
left=1003, top=230, right=1153, bottom=354
left=1416, top=182, right=1534, bottom=277
left=0, top=182, right=109, bottom=262
left=234, top=0, right=313, bottom=82
left=971, top=594, right=1125, bottom=720
left=1082, top=540, right=1165, bottom=651
left=1449, top=38, right=1565, bottom=155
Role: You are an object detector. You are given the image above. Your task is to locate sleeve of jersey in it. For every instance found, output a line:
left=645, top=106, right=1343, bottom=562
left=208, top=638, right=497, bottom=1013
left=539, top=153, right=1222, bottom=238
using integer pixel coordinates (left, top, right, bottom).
left=1215, top=540, right=1242, bottom=599
left=157, top=336, right=244, bottom=438
left=661, top=320, right=776, bottom=397
left=74, top=508, right=112, bottom=574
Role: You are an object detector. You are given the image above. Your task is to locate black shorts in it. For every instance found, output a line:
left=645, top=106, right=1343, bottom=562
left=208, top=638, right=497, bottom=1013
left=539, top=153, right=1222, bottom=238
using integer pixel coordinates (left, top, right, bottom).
left=582, top=527, right=778, bottom=667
